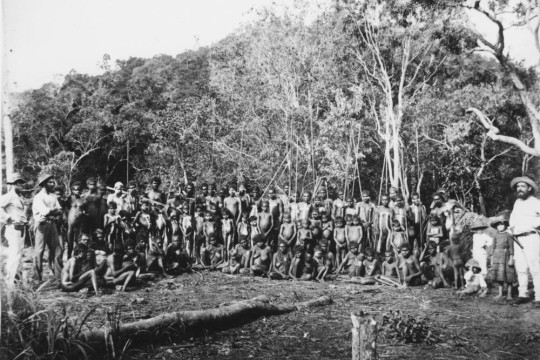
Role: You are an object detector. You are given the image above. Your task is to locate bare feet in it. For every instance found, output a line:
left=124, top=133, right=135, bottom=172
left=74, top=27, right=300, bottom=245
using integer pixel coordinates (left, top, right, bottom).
left=493, top=294, right=503, bottom=301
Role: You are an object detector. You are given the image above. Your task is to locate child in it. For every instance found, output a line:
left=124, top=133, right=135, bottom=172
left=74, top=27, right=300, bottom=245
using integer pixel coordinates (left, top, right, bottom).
left=61, top=243, right=100, bottom=296
left=237, top=212, right=251, bottom=240
left=363, top=248, right=381, bottom=279
left=133, top=199, right=152, bottom=234
left=300, top=252, right=316, bottom=281
left=457, top=259, right=488, bottom=298
left=470, top=221, right=492, bottom=276
left=297, top=219, right=313, bottom=252
left=376, top=194, right=392, bottom=255
left=203, top=211, right=217, bottom=248
left=489, top=216, right=515, bottom=300
left=201, top=235, right=224, bottom=270
left=269, top=241, right=291, bottom=280
left=398, top=244, right=422, bottom=286
left=223, top=247, right=242, bottom=275
left=231, top=235, right=252, bottom=275
left=104, top=243, right=136, bottom=292
left=104, top=202, right=125, bottom=251
left=124, top=238, right=147, bottom=275
left=221, top=209, right=235, bottom=261
left=90, top=229, right=109, bottom=276
left=344, top=197, right=357, bottom=218
left=193, top=206, right=205, bottom=264
left=146, top=235, right=168, bottom=277
left=250, top=234, right=272, bottom=276
left=179, top=204, right=194, bottom=256
left=447, top=234, right=466, bottom=289
left=257, top=200, right=274, bottom=240
left=389, top=220, right=408, bottom=253
left=289, top=245, right=305, bottom=280
left=392, top=194, right=409, bottom=236
left=335, top=241, right=364, bottom=277
left=319, top=239, right=336, bottom=274
left=249, top=215, right=261, bottom=248
left=333, top=217, right=347, bottom=266
left=279, top=213, right=297, bottom=248
left=346, top=216, right=363, bottom=250
left=409, top=193, right=427, bottom=250
left=313, top=246, right=328, bottom=281
left=426, top=215, right=444, bottom=247
left=165, top=235, right=192, bottom=275
left=321, top=212, right=333, bottom=242
left=381, top=250, right=399, bottom=281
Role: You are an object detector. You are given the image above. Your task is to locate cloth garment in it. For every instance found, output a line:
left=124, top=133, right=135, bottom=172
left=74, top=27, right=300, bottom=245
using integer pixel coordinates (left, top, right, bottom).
left=464, top=270, right=487, bottom=289
left=489, top=232, right=515, bottom=283
left=510, top=196, right=540, bottom=301
left=0, top=188, right=27, bottom=286
left=33, top=221, right=63, bottom=281
left=32, top=188, right=62, bottom=223
left=472, top=233, right=493, bottom=275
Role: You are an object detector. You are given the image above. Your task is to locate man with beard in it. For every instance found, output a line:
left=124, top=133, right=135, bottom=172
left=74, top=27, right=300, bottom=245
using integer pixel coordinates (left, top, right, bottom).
left=206, top=183, right=222, bottom=209
left=508, top=176, right=540, bottom=307
left=33, top=173, right=64, bottom=282
left=429, top=193, right=446, bottom=230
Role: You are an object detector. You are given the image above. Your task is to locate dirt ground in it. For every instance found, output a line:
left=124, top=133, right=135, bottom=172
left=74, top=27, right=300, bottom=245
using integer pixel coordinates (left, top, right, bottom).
left=19, top=248, right=540, bottom=360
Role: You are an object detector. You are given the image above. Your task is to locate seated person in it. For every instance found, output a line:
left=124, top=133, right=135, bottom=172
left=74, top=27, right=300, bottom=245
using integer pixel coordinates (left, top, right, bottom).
left=165, top=235, right=193, bottom=275
left=335, top=241, right=364, bottom=277
left=200, top=234, right=224, bottom=270
left=146, top=235, right=168, bottom=277
left=398, top=244, right=423, bottom=286
left=103, top=243, right=136, bottom=292
left=61, top=243, right=100, bottom=296
left=124, top=238, right=147, bottom=275
left=268, top=240, right=291, bottom=280
left=250, top=234, right=272, bottom=276
left=457, top=259, right=488, bottom=298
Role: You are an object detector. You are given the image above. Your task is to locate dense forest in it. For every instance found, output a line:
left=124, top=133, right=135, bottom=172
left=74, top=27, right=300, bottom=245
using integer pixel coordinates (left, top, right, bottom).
left=8, top=0, right=539, bottom=215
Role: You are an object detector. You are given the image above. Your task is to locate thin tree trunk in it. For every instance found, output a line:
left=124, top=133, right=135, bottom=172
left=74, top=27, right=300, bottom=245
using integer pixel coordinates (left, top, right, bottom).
left=3, top=115, right=14, bottom=180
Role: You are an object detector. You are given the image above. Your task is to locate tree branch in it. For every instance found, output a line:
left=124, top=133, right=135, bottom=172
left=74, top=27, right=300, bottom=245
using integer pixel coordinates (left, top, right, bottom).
left=467, top=107, right=540, bottom=157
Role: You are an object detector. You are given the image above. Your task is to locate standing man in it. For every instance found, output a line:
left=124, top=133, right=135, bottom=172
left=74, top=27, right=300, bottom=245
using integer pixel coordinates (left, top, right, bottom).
left=0, top=173, right=28, bottom=286
left=33, top=173, right=64, bottom=282
left=508, top=176, right=540, bottom=307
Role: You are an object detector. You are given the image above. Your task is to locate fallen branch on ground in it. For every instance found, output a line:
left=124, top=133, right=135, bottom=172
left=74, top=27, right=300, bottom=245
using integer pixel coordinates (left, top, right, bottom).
left=79, top=295, right=332, bottom=350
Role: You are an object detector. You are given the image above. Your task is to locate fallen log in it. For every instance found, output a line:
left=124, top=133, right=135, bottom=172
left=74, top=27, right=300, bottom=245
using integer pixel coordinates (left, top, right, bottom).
left=80, top=295, right=332, bottom=350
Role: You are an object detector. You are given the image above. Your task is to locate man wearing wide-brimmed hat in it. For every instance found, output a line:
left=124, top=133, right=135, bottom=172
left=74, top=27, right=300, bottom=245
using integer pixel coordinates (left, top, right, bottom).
left=508, top=176, right=540, bottom=307
left=0, top=173, right=28, bottom=286
left=32, top=173, right=63, bottom=282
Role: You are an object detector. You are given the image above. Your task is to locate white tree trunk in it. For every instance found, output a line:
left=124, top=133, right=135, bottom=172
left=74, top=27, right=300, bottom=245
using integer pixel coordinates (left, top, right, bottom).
left=3, top=115, right=13, bottom=181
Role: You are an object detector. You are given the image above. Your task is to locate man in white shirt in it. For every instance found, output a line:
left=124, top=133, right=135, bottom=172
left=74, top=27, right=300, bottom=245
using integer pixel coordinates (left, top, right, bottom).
left=508, top=176, right=540, bottom=307
left=32, top=173, right=64, bottom=282
left=0, top=173, right=28, bottom=286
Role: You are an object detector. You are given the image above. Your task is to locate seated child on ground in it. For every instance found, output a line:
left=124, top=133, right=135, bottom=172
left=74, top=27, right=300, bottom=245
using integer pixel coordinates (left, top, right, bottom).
left=398, top=244, right=423, bottom=286
left=200, top=234, right=224, bottom=270
left=146, top=236, right=168, bottom=277
left=165, top=235, right=192, bottom=275
left=457, top=259, right=488, bottom=298
left=124, top=238, right=147, bottom=275
left=289, top=245, right=305, bottom=280
left=363, top=248, right=381, bottom=279
left=61, top=243, right=100, bottom=296
left=335, top=241, right=364, bottom=277
left=103, top=243, right=136, bottom=292
left=313, top=246, right=329, bottom=281
left=269, top=240, right=291, bottom=280
left=381, top=250, right=399, bottom=281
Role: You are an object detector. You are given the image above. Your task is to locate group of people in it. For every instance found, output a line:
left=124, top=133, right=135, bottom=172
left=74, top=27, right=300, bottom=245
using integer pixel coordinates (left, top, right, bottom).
left=1, top=171, right=539, bottom=308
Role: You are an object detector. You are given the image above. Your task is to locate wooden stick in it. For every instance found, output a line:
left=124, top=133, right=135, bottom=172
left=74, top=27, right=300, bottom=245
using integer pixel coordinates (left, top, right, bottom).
left=380, top=275, right=402, bottom=287
left=374, top=277, right=397, bottom=287
left=351, top=312, right=377, bottom=360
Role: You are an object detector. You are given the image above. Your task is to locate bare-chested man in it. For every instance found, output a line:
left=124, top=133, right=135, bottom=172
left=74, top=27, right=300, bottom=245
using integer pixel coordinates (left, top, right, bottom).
left=66, top=181, right=87, bottom=258
left=267, top=188, right=283, bottom=250
left=297, top=191, right=313, bottom=222
left=224, top=185, right=242, bottom=224
left=147, top=177, right=166, bottom=209
left=357, top=190, right=376, bottom=249
left=83, top=177, right=101, bottom=233
left=332, top=191, right=347, bottom=221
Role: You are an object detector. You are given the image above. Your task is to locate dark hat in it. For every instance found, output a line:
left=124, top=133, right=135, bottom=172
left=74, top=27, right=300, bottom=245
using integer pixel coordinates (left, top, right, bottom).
left=510, top=176, right=538, bottom=193
left=7, top=172, right=26, bottom=185
left=490, top=214, right=509, bottom=228
left=470, top=220, right=487, bottom=231
left=37, top=173, right=54, bottom=187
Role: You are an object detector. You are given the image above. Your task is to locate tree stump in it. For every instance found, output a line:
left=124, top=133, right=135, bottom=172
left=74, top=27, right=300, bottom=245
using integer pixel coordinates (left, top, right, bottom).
left=351, top=312, right=377, bottom=360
